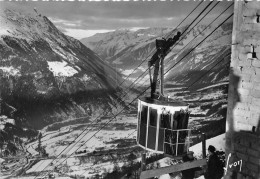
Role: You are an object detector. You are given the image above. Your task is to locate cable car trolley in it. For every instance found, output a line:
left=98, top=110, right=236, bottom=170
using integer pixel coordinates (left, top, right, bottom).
left=136, top=32, right=191, bottom=157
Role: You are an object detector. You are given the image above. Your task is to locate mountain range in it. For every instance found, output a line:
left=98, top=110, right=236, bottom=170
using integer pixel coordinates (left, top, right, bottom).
left=0, top=7, right=233, bottom=179
left=0, top=8, right=126, bottom=142
left=81, top=23, right=232, bottom=89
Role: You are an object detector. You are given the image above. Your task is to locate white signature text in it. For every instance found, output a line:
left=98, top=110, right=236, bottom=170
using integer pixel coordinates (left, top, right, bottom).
left=224, top=153, right=242, bottom=175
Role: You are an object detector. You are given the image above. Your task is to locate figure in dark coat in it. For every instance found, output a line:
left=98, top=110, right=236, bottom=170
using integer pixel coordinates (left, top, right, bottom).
left=204, top=145, right=224, bottom=179
left=181, top=151, right=201, bottom=179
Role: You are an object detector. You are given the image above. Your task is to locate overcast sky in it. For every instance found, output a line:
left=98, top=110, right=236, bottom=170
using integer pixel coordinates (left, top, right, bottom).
left=1, top=1, right=233, bottom=39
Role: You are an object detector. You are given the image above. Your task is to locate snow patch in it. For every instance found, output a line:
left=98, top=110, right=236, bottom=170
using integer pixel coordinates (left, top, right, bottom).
left=0, top=66, right=21, bottom=76
left=47, top=61, right=78, bottom=77
left=0, top=115, right=15, bottom=130
left=122, top=69, right=134, bottom=76
left=189, top=133, right=225, bottom=159
left=194, top=54, right=204, bottom=64
left=137, top=66, right=146, bottom=72
left=81, top=74, right=91, bottom=82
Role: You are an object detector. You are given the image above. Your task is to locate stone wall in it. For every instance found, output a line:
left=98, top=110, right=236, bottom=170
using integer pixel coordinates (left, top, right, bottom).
left=225, top=0, right=260, bottom=179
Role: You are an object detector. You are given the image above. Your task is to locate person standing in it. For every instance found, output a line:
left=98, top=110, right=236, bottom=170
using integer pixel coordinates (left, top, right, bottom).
left=204, top=145, right=224, bottom=179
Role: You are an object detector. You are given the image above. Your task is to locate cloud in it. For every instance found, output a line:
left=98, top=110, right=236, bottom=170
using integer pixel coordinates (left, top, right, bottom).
left=64, top=29, right=114, bottom=39
left=0, top=1, right=234, bottom=39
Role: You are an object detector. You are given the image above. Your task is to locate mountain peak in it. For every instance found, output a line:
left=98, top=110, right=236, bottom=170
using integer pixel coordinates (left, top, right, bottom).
left=0, top=8, right=124, bottom=129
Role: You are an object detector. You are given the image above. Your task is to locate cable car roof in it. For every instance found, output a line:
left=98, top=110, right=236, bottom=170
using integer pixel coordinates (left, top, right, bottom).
left=139, top=96, right=188, bottom=107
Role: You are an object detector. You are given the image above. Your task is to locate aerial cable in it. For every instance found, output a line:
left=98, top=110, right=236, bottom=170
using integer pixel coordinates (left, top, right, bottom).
left=117, top=1, right=216, bottom=99
left=30, top=2, right=207, bottom=176
left=66, top=7, right=234, bottom=163
left=164, top=13, right=233, bottom=77
left=38, top=86, right=150, bottom=178
left=115, top=1, right=204, bottom=88
left=33, top=3, right=220, bottom=171
left=178, top=1, right=215, bottom=37
left=78, top=51, right=230, bottom=177
left=181, top=53, right=231, bottom=95
left=43, top=12, right=234, bottom=178
left=164, top=2, right=234, bottom=66
left=42, top=1, right=209, bottom=165
left=77, top=41, right=232, bottom=179
left=32, top=110, right=111, bottom=175
left=34, top=3, right=232, bottom=177
left=134, top=4, right=233, bottom=92
left=165, top=1, right=221, bottom=56
left=78, top=129, right=138, bottom=177
left=108, top=1, right=216, bottom=105
left=120, top=2, right=233, bottom=100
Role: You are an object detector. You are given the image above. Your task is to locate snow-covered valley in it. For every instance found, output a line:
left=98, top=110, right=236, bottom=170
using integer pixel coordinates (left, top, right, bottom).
left=0, top=4, right=232, bottom=179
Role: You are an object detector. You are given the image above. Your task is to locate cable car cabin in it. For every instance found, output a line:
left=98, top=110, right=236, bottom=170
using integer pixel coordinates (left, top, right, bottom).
left=137, top=96, right=190, bottom=156
left=137, top=32, right=190, bottom=157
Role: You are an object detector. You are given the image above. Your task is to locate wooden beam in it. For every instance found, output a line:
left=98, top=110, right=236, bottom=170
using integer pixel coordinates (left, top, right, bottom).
left=202, top=133, right=206, bottom=158
left=140, top=159, right=207, bottom=179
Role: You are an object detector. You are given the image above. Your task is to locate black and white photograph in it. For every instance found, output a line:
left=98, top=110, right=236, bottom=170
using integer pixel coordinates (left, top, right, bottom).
left=0, top=0, right=259, bottom=179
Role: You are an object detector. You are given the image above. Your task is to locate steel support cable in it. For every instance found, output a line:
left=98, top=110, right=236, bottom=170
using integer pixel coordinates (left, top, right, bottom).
left=70, top=3, right=219, bottom=157
left=120, top=2, right=233, bottom=100
left=134, top=3, right=234, bottom=92
left=116, top=1, right=216, bottom=100
left=164, top=2, right=234, bottom=67
left=31, top=111, right=111, bottom=175
left=33, top=2, right=225, bottom=176
left=6, top=130, right=137, bottom=168
left=32, top=56, right=140, bottom=173
left=41, top=2, right=211, bottom=167
left=130, top=15, right=233, bottom=103
left=115, top=1, right=204, bottom=88
left=164, top=13, right=233, bottom=79
left=69, top=52, right=230, bottom=178
left=171, top=1, right=216, bottom=45
left=39, top=86, right=150, bottom=178
left=35, top=79, right=149, bottom=177
left=78, top=129, right=138, bottom=177
left=29, top=5, right=205, bottom=171
left=37, top=2, right=215, bottom=159
left=33, top=78, right=134, bottom=174
left=3, top=3, right=216, bottom=164
left=164, top=1, right=221, bottom=58
left=45, top=12, right=234, bottom=177
left=78, top=53, right=232, bottom=179
left=180, top=53, right=231, bottom=95
left=110, top=1, right=215, bottom=105
left=108, top=54, right=232, bottom=175
left=22, top=2, right=207, bottom=176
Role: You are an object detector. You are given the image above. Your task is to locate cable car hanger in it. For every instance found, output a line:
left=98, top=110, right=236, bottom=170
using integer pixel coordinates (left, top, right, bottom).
left=148, top=32, right=181, bottom=99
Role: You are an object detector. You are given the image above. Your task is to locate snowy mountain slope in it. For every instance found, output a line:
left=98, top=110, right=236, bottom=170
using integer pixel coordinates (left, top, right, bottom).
left=81, top=28, right=172, bottom=62
left=0, top=9, right=124, bottom=130
left=81, top=24, right=232, bottom=88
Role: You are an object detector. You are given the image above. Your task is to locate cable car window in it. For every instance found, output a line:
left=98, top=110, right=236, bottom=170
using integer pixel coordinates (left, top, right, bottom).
left=149, top=108, right=157, bottom=127
left=178, top=130, right=188, bottom=143
left=141, top=105, right=148, bottom=124
left=161, top=113, right=171, bottom=128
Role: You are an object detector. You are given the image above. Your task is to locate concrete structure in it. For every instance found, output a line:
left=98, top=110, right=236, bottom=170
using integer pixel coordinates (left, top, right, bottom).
left=225, top=0, right=260, bottom=178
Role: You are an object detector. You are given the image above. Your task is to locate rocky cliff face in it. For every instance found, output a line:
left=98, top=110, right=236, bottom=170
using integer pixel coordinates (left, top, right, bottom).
left=0, top=9, right=124, bottom=130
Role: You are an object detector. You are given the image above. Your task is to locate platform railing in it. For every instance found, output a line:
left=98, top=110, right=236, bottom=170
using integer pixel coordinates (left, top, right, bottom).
left=163, top=128, right=192, bottom=156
